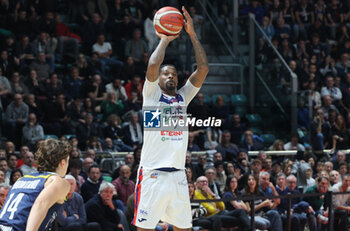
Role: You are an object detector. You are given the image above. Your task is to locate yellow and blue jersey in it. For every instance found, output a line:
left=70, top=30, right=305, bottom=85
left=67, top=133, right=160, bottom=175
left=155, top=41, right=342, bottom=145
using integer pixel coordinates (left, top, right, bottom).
left=0, top=172, right=62, bottom=231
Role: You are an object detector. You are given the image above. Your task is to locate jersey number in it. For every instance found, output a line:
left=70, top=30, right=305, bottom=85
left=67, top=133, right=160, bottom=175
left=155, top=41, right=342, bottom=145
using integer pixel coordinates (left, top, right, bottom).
left=0, top=193, right=25, bottom=219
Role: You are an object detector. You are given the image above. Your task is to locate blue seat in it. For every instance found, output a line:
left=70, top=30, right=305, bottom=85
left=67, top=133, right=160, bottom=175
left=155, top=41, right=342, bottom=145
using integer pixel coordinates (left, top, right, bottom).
left=234, top=106, right=247, bottom=117
left=245, top=114, right=263, bottom=126
left=44, top=134, right=58, bottom=140
left=261, top=134, right=276, bottom=148
left=231, top=94, right=247, bottom=106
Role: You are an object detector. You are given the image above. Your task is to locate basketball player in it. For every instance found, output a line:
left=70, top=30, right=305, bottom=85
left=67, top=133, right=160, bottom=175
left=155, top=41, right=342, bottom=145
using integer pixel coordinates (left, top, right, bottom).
left=133, top=6, right=209, bottom=231
left=0, top=139, right=71, bottom=231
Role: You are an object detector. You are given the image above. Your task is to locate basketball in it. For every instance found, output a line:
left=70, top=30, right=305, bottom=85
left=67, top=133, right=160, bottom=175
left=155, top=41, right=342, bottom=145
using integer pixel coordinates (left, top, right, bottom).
left=153, top=7, right=184, bottom=36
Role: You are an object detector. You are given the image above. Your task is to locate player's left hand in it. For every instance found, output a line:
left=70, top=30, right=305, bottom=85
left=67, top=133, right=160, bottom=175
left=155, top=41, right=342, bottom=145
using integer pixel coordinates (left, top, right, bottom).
left=182, top=6, right=195, bottom=36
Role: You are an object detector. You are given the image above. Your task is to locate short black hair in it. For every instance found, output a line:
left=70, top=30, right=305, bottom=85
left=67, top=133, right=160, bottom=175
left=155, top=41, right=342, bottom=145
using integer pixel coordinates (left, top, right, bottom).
left=88, top=164, right=100, bottom=173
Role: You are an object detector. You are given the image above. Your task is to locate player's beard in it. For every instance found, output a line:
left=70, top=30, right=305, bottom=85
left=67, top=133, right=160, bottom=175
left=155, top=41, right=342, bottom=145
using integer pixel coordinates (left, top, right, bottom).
left=166, top=81, right=176, bottom=90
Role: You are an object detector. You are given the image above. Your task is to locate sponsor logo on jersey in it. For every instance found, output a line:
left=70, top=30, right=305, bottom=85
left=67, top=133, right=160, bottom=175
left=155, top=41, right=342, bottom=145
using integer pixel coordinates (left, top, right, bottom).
left=138, top=218, right=147, bottom=222
left=150, top=173, right=159, bottom=179
left=139, top=209, right=148, bottom=215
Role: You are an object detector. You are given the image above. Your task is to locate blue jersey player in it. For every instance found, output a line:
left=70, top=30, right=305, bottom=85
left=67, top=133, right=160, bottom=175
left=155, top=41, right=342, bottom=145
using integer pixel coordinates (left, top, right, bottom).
left=0, top=139, right=71, bottom=231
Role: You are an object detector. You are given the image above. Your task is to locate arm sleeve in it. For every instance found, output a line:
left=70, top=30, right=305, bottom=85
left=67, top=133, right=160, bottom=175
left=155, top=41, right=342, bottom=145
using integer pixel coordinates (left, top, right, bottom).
left=178, top=80, right=200, bottom=106
left=77, top=194, right=87, bottom=224
left=142, top=78, right=161, bottom=103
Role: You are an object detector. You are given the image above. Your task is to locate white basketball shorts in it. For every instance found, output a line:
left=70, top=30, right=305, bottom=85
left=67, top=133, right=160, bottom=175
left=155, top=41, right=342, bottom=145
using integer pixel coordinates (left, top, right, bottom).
left=132, top=167, right=192, bottom=229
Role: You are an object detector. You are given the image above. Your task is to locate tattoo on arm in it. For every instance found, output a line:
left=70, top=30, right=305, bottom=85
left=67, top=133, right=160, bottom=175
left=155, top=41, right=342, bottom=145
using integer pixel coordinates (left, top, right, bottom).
left=190, top=34, right=208, bottom=69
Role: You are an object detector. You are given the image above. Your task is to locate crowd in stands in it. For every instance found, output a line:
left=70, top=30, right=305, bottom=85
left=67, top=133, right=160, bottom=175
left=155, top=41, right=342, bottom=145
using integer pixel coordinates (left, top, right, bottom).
left=0, top=0, right=349, bottom=230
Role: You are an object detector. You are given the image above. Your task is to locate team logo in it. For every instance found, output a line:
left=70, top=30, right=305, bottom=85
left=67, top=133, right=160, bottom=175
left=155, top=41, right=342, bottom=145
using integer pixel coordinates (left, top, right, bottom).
left=150, top=173, right=159, bottom=179
left=143, top=109, right=161, bottom=128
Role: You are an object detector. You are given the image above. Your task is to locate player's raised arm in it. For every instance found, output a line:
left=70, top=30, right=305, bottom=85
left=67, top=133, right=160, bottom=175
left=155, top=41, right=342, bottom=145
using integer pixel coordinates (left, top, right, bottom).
left=182, top=6, right=209, bottom=88
left=146, top=32, right=179, bottom=82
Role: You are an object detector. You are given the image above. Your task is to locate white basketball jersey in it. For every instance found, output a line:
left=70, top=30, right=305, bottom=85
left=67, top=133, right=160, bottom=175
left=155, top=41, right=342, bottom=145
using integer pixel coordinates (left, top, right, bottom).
left=140, top=79, right=199, bottom=170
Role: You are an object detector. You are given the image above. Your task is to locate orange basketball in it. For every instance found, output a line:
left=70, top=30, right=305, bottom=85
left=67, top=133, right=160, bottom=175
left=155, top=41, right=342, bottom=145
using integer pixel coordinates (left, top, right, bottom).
left=153, top=7, right=184, bottom=36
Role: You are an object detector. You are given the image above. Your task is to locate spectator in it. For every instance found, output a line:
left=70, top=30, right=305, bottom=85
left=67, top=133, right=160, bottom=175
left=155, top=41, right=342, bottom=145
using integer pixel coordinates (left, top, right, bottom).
left=124, top=28, right=148, bottom=63
left=215, top=131, right=239, bottom=162
left=98, top=92, right=124, bottom=122
left=5, top=93, right=29, bottom=147
left=188, top=132, right=201, bottom=152
left=239, top=129, right=264, bottom=151
left=283, top=133, right=305, bottom=151
left=240, top=0, right=264, bottom=23
left=320, top=95, right=340, bottom=119
left=194, top=176, right=250, bottom=230
left=340, top=73, right=350, bottom=109
left=212, top=96, right=230, bottom=121
left=19, top=151, right=38, bottom=175
left=304, top=176, right=330, bottom=230
left=205, top=167, right=221, bottom=198
left=276, top=174, right=307, bottom=230
left=123, top=91, right=142, bottom=113
left=10, top=72, right=29, bottom=96
left=0, top=158, right=9, bottom=181
left=331, top=173, right=350, bottom=229
left=144, top=10, right=158, bottom=52
left=0, top=50, right=16, bottom=78
left=336, top=53, right=350, bottom=77
left=122, top=112, right=142, bottom=149
left=193, top=154, right=207, bottom=179
left=331, top=114, right=349, bottom=150
left=112, top=165, right=135, bottom=206
left=9, top=169, right=22, bottom=186
left=32, top=31, right=56, bottom=72
left=294, top=0, right=314, bottom=40
left=0, top=183, right=9, bottom=210
left=321, top=75, right=342, bottom=103
left=0, top=67, right=12, bottom=111
left=214, top=161, right=226, bottom=193
left=85, top=182, right=124, bottom=231
left=92, top=34, right=123, bottom=77
left=124, top=75, right=143, bottom=99
left=330, top=170, right=341, bottom=186
left=22, top=113, right=44, bottom=150
left=86, top=0, right=109, bottom=23
left=241, top=174, right=271, bottom=230
left=7, top=153, right=17, bottom=177
left=81, top=13, right=105, bottom=54
left=105, top=78, right=127, bottom=101
left=261, top=16, right=275, bottom=39
left=188, top=181, right=222, bottom=231
left=121, top=56, right=137, bottom=81
left=123, top=0, right=143, bottom=26
left=275, top=18, right=291, bottom=40
left=57, top=175, right=101, bottom=231
left=76, top=113, right=103, bottom=150
left=80, top=157, right=94, bottom=181
left=29, top=52, right=50, bottom=81
left=69, top=158, right=85, bottom=194
left=16, top=35, right=35, bottom=73
left=81, top=165, right=103, bottom=202
left=55, top=14, right=80, bottom=60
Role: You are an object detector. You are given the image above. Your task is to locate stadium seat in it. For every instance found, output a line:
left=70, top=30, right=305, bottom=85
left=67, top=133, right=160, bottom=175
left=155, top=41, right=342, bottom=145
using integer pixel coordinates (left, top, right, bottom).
left=212, top=94, right=230, bottom=105
left=64, top=134, right=76, bottom=140
left=230, top=94, right=247, bottom=106
left=245, top=114, right=263, bottom=127
left=204, top=95, right=211, bottom=104
left=44, top=134, right=58, bottom=140
left=234, top=106, right=247, bottom=117
left=261, top=134, right=276, bottom=148
left=250, top=127, right=262, bottom=136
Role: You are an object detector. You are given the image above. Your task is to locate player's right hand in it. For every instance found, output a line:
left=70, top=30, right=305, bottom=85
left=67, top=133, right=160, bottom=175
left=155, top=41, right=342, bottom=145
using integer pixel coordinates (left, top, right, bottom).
left=156, top=31, right=179, bottom=42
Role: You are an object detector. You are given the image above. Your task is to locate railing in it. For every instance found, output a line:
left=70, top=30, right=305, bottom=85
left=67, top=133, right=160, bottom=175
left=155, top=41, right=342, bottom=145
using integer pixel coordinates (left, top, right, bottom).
left=192, top=63, right=244, bottom=94
left=192, top=190, right=349, bottom=231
